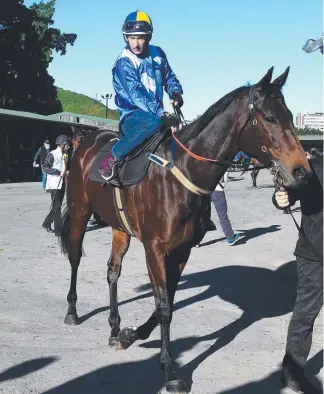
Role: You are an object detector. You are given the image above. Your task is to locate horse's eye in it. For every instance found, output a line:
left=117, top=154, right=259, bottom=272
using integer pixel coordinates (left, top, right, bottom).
left=264, top=115, right=276, bottom=124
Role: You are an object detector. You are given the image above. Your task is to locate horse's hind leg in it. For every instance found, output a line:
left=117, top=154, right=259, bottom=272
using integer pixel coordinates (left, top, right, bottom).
left=63, top=201, right=91, bottom=325
left=107, top=229, right=130, bottom=346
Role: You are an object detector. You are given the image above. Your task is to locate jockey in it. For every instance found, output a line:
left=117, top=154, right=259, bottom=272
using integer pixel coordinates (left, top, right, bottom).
left=100, top=10, right=184, bottom=182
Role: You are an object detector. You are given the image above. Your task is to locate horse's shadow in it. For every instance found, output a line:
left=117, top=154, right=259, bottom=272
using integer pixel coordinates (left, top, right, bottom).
left=138, top=260, right=298, bottom=390
left=39, top=343, right=322, bottom=394
left=57, top=261, right=323, bottom=393
left=184, top=224, right=281, bottom=248
left=77, top=228, right=281, bottom=324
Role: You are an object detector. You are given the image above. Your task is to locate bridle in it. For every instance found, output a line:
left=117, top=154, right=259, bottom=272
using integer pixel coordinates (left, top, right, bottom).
left=171, top=86, right=283, bottom=187
left=246, top=87, right=283, bottom=189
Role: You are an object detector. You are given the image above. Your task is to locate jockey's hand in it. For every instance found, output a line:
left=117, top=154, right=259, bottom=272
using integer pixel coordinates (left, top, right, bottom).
left=170, top=92, right=184, bottom=108
left=275, top=189, right=290, bottom=208
left=161, top=112, right=180, bottom=128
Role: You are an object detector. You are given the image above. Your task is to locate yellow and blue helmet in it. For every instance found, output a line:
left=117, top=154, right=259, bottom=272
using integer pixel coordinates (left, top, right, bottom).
left=122, top=11, right=153, bottom=36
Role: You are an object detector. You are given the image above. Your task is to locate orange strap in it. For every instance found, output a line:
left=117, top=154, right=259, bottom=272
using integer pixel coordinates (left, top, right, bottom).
left=172, top=130, right=218, bottom=163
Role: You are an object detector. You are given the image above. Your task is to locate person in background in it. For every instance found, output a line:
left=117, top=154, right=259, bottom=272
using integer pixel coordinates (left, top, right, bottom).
left=197, top=172, right=241, bottom=247
left=42, top=135, right=70, bottom=236
left=212, top=172, right=241, bottom=246
left=33, top=139, right=50, bottom=190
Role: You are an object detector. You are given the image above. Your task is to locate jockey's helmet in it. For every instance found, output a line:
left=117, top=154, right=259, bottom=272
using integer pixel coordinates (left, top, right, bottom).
left=122, top=11, right=153, bottom=37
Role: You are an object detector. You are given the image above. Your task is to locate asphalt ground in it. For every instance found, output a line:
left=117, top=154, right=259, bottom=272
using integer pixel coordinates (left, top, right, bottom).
left=0, top=170, right=322, bottom=394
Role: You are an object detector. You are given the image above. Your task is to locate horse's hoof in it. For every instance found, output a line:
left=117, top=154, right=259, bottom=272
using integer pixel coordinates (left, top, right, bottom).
left=117, top=327, right=138, bottom=350
left=166, top=379, right=189, bottom=393
left=64, top=314, right=79, bottom=325
left=108, top=336, right=119, bottom=347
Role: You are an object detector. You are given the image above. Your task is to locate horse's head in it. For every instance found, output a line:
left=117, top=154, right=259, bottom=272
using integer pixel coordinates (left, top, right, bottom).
left=238, top=67, right=312, bottom=188
left=71, top=129, right=86, bottom=152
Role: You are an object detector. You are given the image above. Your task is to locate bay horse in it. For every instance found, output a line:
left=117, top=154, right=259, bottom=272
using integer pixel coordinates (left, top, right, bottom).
left=60, top=67, right=311, bottom=393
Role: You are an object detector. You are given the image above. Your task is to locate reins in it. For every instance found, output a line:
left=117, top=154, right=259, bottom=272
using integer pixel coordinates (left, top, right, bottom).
left=171, top=90, right=271, bottom=170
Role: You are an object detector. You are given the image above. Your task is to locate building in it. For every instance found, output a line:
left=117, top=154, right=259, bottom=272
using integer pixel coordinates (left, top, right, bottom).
left=48, top=112, right=119, bottom=131
left=0, top=108, right=119, bottom=183
left=298, top=135, right=323, bottom=153
left=295, top=112, right=324, bottom=131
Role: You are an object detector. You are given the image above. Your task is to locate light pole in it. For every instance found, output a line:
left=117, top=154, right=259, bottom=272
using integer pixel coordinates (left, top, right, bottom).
left=101, top=93, right=113, bottom=119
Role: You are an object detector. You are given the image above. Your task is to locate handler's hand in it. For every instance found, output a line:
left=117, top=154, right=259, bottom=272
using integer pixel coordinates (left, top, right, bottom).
left=275, top=189, right=289, bottom=208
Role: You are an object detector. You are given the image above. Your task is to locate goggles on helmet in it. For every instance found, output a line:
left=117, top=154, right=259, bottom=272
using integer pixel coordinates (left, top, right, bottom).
left=122, top=20, right=152, bottom=35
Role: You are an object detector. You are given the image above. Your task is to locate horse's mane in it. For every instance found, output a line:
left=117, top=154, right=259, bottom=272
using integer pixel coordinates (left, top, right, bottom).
left=178, top=86, right=247, bottom=144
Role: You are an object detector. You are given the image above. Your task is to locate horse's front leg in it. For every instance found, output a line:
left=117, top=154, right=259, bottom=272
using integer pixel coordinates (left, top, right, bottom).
left=117, top=246, right=191, bottom=346
left=144, top=244, right=189, bottom=393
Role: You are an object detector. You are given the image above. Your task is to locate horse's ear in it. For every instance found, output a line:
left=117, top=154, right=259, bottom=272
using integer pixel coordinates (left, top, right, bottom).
left=255, top=67, right=274, bottom=91
left=272, top=67, right=290, bottom=88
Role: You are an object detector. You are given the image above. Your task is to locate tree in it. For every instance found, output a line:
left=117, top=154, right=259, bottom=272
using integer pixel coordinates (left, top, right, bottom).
left=30, top=0, right=77, bottom=66
left=0, top=0, right=77, bottom=114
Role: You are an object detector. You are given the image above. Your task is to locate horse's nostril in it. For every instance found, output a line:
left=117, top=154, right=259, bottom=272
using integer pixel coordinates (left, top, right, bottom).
left=292, top=166, right=307, bottom=180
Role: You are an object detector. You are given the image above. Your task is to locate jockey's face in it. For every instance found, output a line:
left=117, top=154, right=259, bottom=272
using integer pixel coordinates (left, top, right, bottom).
left=127, top=35, right=148, bottom=56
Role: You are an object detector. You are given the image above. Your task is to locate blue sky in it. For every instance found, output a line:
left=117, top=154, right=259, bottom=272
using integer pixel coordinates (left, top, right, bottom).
left=26, top=0, right=323, bottom=120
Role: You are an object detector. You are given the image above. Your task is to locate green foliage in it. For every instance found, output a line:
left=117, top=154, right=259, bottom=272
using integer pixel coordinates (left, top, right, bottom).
left=30, top=0, right=76, bottom=66
left=296, top=127, right=323, bottom=136
left=0, top=0, right=76, bottom=114
left=57, top=88, right=119, bottom=120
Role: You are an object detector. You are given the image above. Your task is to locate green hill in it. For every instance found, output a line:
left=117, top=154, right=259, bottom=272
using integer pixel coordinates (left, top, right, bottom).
left=57, top=88, right=119, bottom=120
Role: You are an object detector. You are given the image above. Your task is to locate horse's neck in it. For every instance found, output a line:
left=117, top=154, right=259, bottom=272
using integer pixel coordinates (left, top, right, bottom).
left=178, top=110, right=241, bottom=191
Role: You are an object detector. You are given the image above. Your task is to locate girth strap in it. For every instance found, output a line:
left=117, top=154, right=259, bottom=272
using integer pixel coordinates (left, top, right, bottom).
left=113, top=187, right=135, bottom=236
left=147, top=153, right=212, bottom=196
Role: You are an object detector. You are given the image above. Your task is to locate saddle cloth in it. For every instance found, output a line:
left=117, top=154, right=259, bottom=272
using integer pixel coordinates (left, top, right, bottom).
left=89, top=128, right=167, bottom=186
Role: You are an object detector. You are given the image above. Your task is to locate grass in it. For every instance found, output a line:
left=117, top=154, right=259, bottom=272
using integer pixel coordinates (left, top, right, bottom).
left=56, top=88, right=119, bottom=120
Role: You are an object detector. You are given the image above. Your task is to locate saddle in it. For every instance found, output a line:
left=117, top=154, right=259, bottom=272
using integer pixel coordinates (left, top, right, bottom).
left=89, top=128, right=168, bottom=186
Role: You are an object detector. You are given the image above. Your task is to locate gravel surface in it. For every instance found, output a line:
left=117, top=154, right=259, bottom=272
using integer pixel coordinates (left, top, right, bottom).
left=0, top=171, right=322, bottom=394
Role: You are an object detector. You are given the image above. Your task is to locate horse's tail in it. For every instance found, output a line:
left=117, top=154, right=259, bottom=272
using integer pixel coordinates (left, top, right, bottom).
left=60, top=205, right=71, bottom=256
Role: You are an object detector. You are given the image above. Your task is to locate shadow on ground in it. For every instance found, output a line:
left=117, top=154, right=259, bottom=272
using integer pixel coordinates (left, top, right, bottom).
left=51, top=260, right=321, bottom=393
left=0, top=357, right=58, bottom=383
left=192, top=224, right=281, bottom=248
left=216, top=350, right=323, bottom=393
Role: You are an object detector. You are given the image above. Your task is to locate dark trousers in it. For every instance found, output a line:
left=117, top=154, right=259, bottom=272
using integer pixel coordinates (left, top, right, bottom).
left=286, top=256, right=323, bottom=367
left=211, top=190, right=235, bottom=239
left=43, top=189, right=65, bottom=232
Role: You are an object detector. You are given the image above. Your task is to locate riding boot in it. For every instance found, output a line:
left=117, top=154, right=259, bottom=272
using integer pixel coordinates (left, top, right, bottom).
left=99, top=151, right=120, bottom=184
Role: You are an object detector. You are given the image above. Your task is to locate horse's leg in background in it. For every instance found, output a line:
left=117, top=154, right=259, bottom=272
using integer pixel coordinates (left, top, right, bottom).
left=240, top=158, right=251, bottom=177
left=251, top=168, right=260, bottom=188
left=63, top=197, right=91, bottom=325
left=107, top=229, right=131, bottom=346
